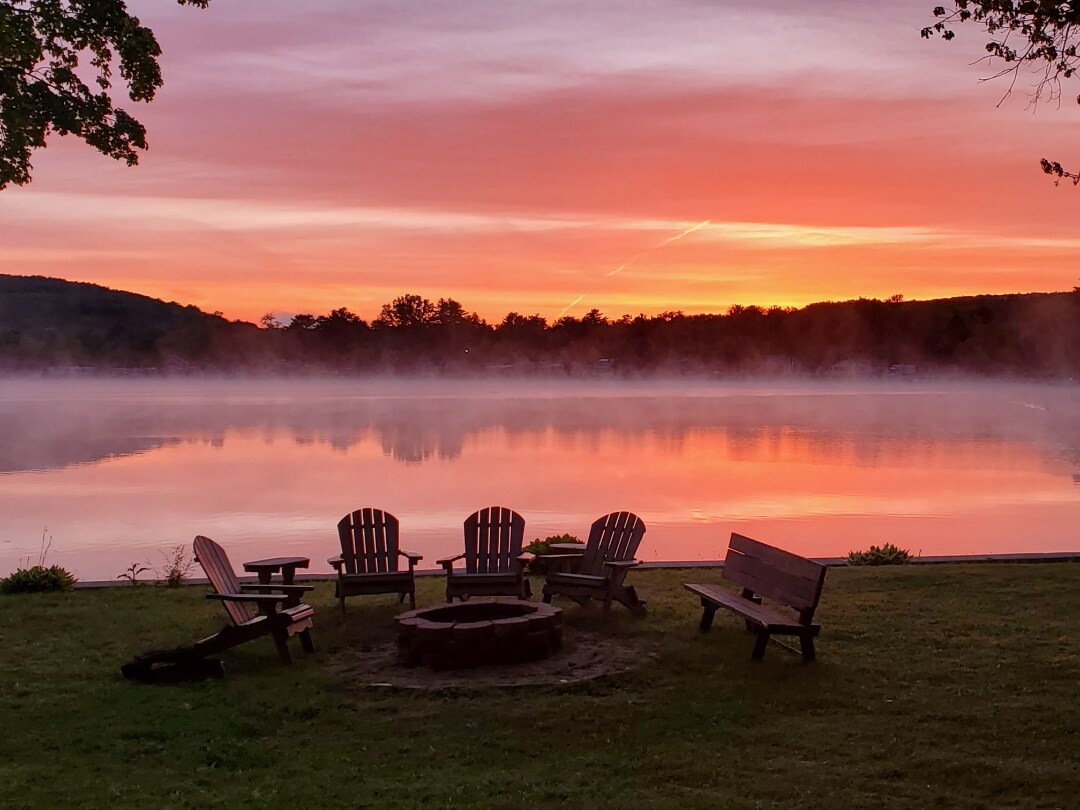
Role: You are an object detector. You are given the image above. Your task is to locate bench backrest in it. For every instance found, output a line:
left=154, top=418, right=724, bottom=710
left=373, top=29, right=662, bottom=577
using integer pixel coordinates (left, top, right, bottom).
left=723, top=533, right=827, bottom=624
left=337, top=508, right=401, bottom=574
left=463, top=506, right=525, bottom=574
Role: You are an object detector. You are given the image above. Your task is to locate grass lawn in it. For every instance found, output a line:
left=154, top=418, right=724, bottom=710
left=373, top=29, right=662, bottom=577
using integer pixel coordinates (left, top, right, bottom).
left=2, top=564, right=1080, bottom=809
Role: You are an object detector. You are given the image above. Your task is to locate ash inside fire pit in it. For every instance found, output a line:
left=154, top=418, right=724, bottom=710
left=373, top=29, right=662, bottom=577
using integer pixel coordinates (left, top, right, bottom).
left=396, top=599, right=561, bottom=670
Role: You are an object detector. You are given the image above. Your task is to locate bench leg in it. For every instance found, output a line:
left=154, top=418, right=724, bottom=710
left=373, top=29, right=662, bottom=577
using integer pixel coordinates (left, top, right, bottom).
left=800, top=633, right=816, bottom=662
left=698, top=600, right=718, bottom=632
left=751, top=631, right=769, bottom=662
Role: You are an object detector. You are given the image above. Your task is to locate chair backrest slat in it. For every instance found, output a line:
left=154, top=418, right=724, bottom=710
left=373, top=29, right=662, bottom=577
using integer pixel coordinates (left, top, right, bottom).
left=338, top=509, right=400, bottom=574
left=463, top=506, right=525, bottom=574
left=723, top=533, right=827, bottom=618
left=193, top=535, right=253, bottom=625
left=579, top=511, right=646, bottom=575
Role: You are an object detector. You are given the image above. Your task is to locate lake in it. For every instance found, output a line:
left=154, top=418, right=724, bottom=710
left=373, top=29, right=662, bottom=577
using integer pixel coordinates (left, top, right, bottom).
left=1, top=377, right=1078, bottom=581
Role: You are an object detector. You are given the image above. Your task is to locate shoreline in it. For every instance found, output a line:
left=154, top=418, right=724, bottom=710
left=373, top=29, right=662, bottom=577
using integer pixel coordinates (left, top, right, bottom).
left=69, top=550, right=1080, bottom=589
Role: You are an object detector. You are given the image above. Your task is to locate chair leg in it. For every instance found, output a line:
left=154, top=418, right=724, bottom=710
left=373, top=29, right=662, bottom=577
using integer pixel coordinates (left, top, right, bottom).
left=751, top=631, right=769, bottom=662
left=619, top=585, right=647, bottom=616
left=299, top=629, right=315, bottom=654
left=339, top=596, right=346, bottom=618
left=408, top=590, right=416, bottom=610
left=601, top=596, right=613, bottom=624
left=271, top=626, right=293, bottom=665
left=800, top=633, right=816, bottom=662
left=542, top=592, right=553, bottom=604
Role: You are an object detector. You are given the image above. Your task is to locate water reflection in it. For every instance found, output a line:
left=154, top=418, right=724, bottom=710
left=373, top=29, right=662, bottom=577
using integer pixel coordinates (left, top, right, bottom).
left=0, top=378, right=1077, bottom=580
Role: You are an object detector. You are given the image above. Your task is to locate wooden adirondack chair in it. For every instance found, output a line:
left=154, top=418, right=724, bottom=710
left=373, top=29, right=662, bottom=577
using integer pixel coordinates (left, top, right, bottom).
left=192, top=535, right=315, bottom=664
left=437, top=506, right=533, bottom=601
left=328, top=508, right=422, bottom=614
left=542, top=511, right=647, bottom=622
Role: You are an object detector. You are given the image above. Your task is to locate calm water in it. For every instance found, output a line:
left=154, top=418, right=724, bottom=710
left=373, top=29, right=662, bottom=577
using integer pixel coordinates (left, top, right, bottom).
left=1, top=377, right=1078, bottom=581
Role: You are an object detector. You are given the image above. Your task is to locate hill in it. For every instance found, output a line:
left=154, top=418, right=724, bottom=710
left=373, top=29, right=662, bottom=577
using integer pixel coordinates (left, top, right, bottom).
left=2, top=274, right=1078, bottom=376
left=0, top=275, right=258, bottom=370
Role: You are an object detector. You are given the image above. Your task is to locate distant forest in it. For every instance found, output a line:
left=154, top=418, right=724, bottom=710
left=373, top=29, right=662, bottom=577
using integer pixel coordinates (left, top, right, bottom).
left=2, top=275, right=1079, bottom=377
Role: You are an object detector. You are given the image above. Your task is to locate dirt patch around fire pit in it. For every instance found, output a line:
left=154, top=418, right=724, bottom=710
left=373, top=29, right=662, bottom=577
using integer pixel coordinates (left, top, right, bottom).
left=329, top=621, right=657, bottom=690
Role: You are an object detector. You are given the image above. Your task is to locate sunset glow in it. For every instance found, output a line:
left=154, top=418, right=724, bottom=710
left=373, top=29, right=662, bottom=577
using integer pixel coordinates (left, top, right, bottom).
left=1, top=0, right=1078, bottom=321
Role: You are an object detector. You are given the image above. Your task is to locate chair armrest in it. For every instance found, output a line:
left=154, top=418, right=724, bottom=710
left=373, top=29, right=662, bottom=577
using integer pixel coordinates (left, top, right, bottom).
left=436, top=553, right=464, bottom=571
left=240, top=584, right=314, bottom=593
left=602, top=559, right=640, bottom=569
left=516, top=552, right=535, bottom=563
left=327, top=555, right=344, bottom=571
left=207, top=592, right=290, bottom=605
left=541, top=553, right=584, bottom=561
left=399, top=550, right=423, bottom=561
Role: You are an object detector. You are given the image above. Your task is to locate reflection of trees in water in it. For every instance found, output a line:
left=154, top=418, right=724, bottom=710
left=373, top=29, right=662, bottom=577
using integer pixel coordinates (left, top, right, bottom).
left=0, top=432, right=180, bottom=473
left=378, top=423, right=464, bottom=464
left=2, top=383, right=1079, bottom=476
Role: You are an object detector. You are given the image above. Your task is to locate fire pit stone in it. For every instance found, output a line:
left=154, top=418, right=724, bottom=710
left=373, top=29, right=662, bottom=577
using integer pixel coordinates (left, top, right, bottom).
left=396, top=599, right=561, bottom=670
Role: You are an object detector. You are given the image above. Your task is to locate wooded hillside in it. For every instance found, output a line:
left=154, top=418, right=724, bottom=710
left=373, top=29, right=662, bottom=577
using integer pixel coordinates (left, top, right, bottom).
left=1, top=275, right=1077, bottom=376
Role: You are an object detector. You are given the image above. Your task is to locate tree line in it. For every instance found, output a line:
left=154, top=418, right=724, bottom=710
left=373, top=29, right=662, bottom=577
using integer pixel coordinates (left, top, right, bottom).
left=3, top=277, right=1078, bottom=376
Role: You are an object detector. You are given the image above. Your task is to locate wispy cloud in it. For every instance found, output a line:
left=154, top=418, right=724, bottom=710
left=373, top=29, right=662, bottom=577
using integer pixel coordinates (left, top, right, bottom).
left=8, top=191, right=1080, bottom=255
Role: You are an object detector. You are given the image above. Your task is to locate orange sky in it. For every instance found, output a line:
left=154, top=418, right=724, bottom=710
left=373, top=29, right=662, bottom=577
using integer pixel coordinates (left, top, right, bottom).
left=1, top=0, right=1078, bottom=324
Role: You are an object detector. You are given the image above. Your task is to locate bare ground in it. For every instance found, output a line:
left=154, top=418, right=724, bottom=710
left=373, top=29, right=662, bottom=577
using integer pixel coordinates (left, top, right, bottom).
left=327, top=622, right=657, bottom=689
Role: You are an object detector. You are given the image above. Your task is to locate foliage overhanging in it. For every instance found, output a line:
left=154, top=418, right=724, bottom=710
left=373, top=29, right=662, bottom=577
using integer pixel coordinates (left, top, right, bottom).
left=0, top=0, right=209, bottom=189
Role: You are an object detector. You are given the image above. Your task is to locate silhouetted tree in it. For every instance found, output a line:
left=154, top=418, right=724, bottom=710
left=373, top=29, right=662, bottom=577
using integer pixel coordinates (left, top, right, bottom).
left=375, top=294, right=437, bottom=328
left=0, top=0, right=211, bottom=189
left=286, top=314, right=317, bottom=331
left=924, top=2, right=1080, bottom=183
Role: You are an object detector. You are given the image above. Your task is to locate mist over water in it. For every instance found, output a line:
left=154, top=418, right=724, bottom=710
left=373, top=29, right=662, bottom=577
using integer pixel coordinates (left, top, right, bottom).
left=1, top=376, right=1077, bottom=581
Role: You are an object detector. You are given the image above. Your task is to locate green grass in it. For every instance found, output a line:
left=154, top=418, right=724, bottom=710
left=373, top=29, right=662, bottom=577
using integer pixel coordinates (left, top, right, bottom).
left=2, top=565, right=1080, bottom=809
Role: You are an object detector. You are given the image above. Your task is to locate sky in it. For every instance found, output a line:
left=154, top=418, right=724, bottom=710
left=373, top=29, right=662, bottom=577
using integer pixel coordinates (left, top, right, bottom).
left=1, top=0, right=1079, bottom=324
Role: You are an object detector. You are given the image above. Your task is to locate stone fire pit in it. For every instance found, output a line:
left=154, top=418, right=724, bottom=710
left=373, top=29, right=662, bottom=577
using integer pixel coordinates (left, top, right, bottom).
left=396, top=599, right=562, bottom=670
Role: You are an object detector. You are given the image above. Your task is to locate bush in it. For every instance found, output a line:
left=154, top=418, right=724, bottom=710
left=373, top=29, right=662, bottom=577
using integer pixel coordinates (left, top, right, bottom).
left=156, top=545, right=195, bottom=588
left=847, top=543, right=912, bottom=566
left=524, top=534, right=584, bottom=573
left=0, top=564, right=77, bottom=594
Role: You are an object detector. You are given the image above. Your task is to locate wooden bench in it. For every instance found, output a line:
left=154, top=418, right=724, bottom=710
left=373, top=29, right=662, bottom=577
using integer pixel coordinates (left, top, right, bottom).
left=684, top=533, right=827, bottom=661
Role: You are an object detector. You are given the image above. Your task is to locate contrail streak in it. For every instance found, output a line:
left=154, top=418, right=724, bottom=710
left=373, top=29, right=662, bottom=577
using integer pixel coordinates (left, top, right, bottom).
left=557, top=294, right=585, bottom=318
left=606, top=219, right=711, bottom=277
left=658, top=219, right=711, bottom=247
left=561, top=219, right=711, bottom=315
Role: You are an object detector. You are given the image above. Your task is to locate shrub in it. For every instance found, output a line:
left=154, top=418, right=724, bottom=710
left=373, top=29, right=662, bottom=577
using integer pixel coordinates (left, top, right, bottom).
left=1, top=564, right=77, bottom=594
left=117, top=562, right=150, bottom=586
left=524, top=534, right=584, bottom=573
left=156, top=545, right=195, bottom=587
left=0, top=526, right=78, bottom=594
left=847, top=543, right=912, bottom=566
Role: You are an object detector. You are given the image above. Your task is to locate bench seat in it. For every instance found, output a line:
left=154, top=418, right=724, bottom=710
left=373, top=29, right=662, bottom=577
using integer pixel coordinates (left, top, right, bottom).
left=684, top=583, right=819, bottom=635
